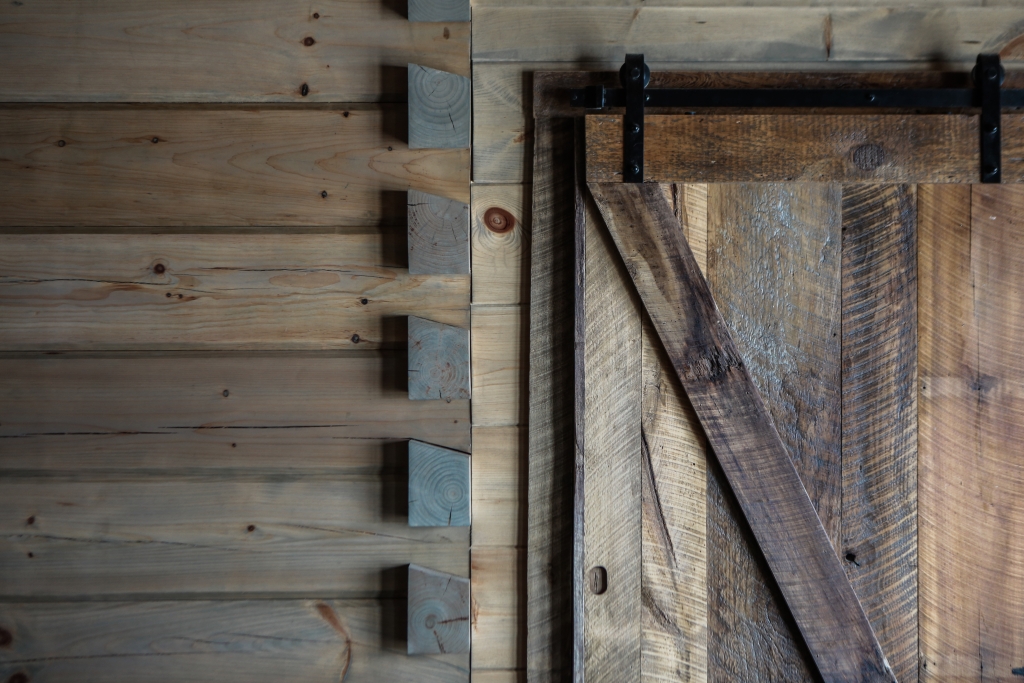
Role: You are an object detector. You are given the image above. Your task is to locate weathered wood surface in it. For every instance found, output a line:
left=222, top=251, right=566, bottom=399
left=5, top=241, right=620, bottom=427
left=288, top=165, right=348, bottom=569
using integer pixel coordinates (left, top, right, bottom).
left=472, top=305, right=527, bottom=427
left=475, top=0, right=1013, bottom=7
left=408, top=316, right=471, bottom=401
left=409, top=0, right=471, bottom=22
left=0, top=234, right=468, bottom=350
left=527, top=117, right=575, bottom=683
left=471, top=184, right=530, bottom=305
left=587, top=114, right=1024, bottom=184
left=474, top=7, right=1024, bottom=62
left=0, top=478, right=468, bottom=597
left=408, top=564, right=471, bottom=654
left=408, top=190, right=471, bottom=275
left=579, top=177, right=643, bottom=683
left=409, top=440, right=471, bottom=527
left=471, top=426, right=526, bottom=548
left=473, top=63, right=536, bottom=184
left=0, top=0, right=470, bottom=102
left=0, top=107, right=469, bottom=227
left=840, top=184, right=918, bottom=683
left=0, top=600, right=468, bottom=683
left=471, top=546, right=525, bottom=671
left=919, top=184, right=1024, bottom=682
left=0, top=355, right=471, bottom=453
left=589, top=182, right=893, bottom=683
left=409, top=65, right=472, bottom=149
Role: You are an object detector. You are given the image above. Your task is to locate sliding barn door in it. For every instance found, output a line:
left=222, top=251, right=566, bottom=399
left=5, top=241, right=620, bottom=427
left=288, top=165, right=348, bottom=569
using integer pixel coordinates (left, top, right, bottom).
left=574, top=111, right=1024, bottom=682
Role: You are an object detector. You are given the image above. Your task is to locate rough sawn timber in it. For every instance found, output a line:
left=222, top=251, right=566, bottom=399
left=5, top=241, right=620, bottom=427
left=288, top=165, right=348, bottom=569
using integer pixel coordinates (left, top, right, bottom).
left=588, top=181, right=895, bottom=683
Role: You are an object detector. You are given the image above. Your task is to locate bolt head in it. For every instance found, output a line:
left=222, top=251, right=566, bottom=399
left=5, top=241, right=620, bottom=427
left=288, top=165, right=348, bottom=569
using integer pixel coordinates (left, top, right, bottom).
left=630, top=67, right=641, bottom=80
left=985, top=123, right=999, bottom=135
left=986, top=67, right=999, bottom=81
left=631, top=163, right=640, bottom=176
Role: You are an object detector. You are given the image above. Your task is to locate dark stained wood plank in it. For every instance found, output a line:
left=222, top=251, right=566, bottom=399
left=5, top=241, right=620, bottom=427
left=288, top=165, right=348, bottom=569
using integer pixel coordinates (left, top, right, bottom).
left=0, top=600, right=468, bottom=683
left=526, top=117, right=576, bottom=683
left=840, top=184, right=918, bottom=683
left=586, top=114, right=1024, bottom=185
left=0, top=107, right=469, bottom=227
left=0, top=0, right=469, bottom=102
left=588, top=182, right=894, bottom=683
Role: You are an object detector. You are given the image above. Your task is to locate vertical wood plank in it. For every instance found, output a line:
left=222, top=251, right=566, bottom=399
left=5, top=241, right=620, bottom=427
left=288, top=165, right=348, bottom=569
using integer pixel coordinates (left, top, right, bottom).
left=840, top=184, right=918, bottom=683
left=527, top=117, right=576, bottom=683
left=706, top=183, right=841, bottom=682
left=580, top=179, right=642, bottom=683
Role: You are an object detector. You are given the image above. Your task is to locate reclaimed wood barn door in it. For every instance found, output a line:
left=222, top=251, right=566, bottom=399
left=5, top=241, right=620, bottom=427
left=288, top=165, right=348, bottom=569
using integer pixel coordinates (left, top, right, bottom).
left=530, top=70, right=1024, bottom=683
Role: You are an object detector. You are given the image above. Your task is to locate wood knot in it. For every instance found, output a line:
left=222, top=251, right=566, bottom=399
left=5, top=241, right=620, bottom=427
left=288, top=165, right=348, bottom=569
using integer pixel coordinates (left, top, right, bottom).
left=300, top=83, right=310, bottom=97
left=443, top=27, right=450, bottom=39
left=303, top=36, right=315, bottom=46
left=483, top=207, right=515, bottom=234
left=153, top=263, right=166, bottom=275
left=852, top=143, right=885, bottom=171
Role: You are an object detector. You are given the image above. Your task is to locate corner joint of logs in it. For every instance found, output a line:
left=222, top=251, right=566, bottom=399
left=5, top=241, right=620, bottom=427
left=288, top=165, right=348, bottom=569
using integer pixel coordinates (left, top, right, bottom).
left=408, top=316, right=470, bottom=401
left=408, top=64, right=471, bottom=149
left=407, top=0, right=470, bottom=23
left=408, top=440, right=471, bottom=527
left=407, top=563, right=470, bottom=655
left=408, top=189, right=470, bottom=275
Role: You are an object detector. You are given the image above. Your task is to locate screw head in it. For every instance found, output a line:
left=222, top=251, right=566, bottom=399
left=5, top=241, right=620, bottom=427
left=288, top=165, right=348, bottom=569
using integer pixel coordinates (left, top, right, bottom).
left=631, top=163, right=640, bottom=176
left=986, top=67, right=999, bottom=81
left=631, top=123, right=640, bottom=134
left=984, top=164, right=1000, bottom=176
left=866, top=93, right=876, bottom=103
left=985, top=123, right=999, bottom=135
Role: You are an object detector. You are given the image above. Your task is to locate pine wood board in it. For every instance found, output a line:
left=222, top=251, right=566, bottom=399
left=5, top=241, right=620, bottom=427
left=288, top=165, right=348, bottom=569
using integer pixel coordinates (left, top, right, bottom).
left=472, top=426, right=527, bottom=548
left=0, top=234, right=468, bottom=351
left=472, top=547, right=525, bottom=671
left=0, top=354, right=471, bottom=453
left=0, top=107, right=469, bottom=228
left=471, top=305, right=527, bottom=427
left=0, top=0, right=469, bottom=102
left=0, top=600, right=468, bottom=683
left=0, top=478, right=468, bottom=597
left=471, top=184, right=530, bottom=305
left=473, top=0, right=986, bottom=6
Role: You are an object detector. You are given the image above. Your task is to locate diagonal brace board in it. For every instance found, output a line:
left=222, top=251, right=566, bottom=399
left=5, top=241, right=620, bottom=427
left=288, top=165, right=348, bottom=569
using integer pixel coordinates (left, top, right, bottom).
left=588, top=182, right=896, bottom=683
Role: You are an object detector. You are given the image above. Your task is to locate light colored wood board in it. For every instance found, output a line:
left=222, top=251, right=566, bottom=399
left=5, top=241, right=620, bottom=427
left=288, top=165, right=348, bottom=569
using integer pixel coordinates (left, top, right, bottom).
left=472, top=184, right=530, bottom=305
left=920, top=184, right=1024, bottom=682
left=708, top=183, right=842, bottom=545
left=471, top=305, right=526, bottom=426
left=472, top=7, right=829, bottom=62
left=0, top=479, right=467, bottom=598
left=0, top=600, right=468, bottom=683
left=830, top=8, right=1024, bottom=61
left=473, top=63, right=534, bottom=184
left=470, top=671, right=522, bottom=683
left=409, top=316, right=472, bottom=401
left=0, top=108, right=469, bottom=227
left=639, top=319, right=708, bottom=683
left=410, top=0, right=471, bottom=22
left=409, top=190, right=471, bottom=275
left=409, top=440, right=472, bottom=527
left=472, top=547, right=524, bottom=670
left=0, top=355, right=471, bottom=453
left=409, top=65, right=472, bottom=149
left=581, top=188, right=643, bottom=683
left=473, top=0, right=982, bottom=6
left=0, top=234, right=468, bottom=351
left=840, top=184, right=918, bottom=683
left=472, top=426, right=526, bottom=548
left=586, top=114, right=1024, bottom=184
left=409, top=564, right=471, bottom=655
left=527, top=117, right=576, bottom=683
left=0, top=0, right=469, bottom=102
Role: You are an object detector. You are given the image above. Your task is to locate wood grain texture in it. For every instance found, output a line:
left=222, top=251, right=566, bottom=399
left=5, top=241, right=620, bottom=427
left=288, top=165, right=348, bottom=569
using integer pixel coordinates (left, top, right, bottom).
left=409, top=65, right=472, bottom=149
left=587, top=114, right=1024, bottom=185
left=472, top=547, right=525, bottom=671
left=0, top=234, right=468, bottom=351
left=408, top=190, right=471, bottom=275
left=580, top=183, right=643, bottom=683
left=474, top=0, right=989, bottom=7
left=0, top=478, right=468, bottom=598
left=589, top=182, right=892, bottom=683
left=408, top=316, right=471, bottom=401
left=408, top=440, right=471, bottom=527
left=0, top=600, right=468, bottom=683
left=840, top=184, right=918, bottom=683
left=526, top=117, right=575, bottom=683
left=0, top=107, right=469, bottom=228
left=471, top=426, right=526, bottom=548
left=408, top=564, right=471, bottom=654
left=0, top=0, right=469, bottom=102
left=409, top=0, right=471, bottom=22
left=471, top=305, right=527, bottom=427
left=919, top=184, right=1024, bottom=683
left=0, top=355, right=471, bottom=453
left=472, top=184, right=530, bottom=306
left=473, top=63, right=534, bottom=184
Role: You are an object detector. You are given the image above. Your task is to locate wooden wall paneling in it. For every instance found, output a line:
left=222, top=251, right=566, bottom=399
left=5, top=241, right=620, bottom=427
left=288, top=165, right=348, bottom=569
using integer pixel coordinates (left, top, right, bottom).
left=471, top=184, right=530, bottom=305
left=471, top=305, right=526, bottom=426
left=471, top=426, right=526, bottom=548
left=705, top=183, right=842, bottom=681
left=0, top=107, right=470, bottom=228
left=526, top=117, right=576, bottom=683
left=409, top=65, right=472, bottom=149
left=471, top=547, right=525, bottom=671
left=473, top=63, right=535, bottom=184
left=408, top=564, right=472, bottom=654
left=408, top=190, right=471, bottom=275
left=0, top=600, right=469, bottom=683
left=579, top=181, right=643, bottom=683
left=408, top=440, right=472, bottom=527
left=0, top=0, right=470, bottom=102
left=409, top=0, right=471, bottom=23
left=472, top=0, right=992, bottom=7
left=840, top=184, right=918, bottom=683
left=408, top=316, right=472, bottom=401
left=0, top=234, right=469, bottom=351
left=920, top=184, right=1024, bottom=681
left=0, top=478, right=468, bottom=597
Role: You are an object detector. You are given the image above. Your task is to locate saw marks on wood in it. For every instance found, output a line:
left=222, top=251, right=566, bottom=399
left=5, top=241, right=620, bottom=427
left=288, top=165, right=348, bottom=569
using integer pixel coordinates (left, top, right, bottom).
left=919, top=184, right=1024, bottom=682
